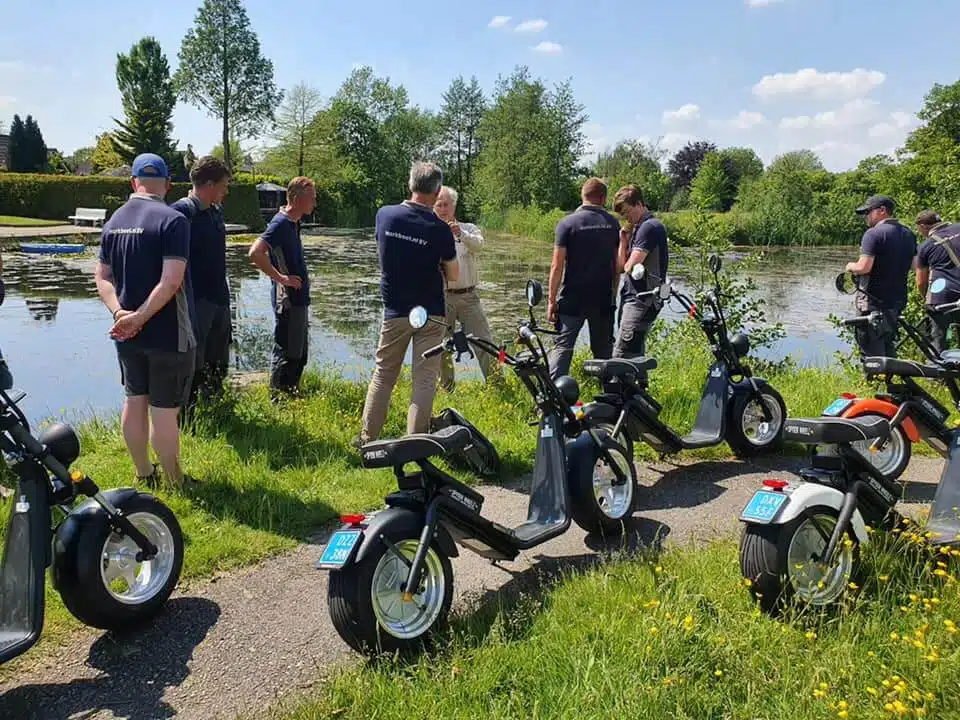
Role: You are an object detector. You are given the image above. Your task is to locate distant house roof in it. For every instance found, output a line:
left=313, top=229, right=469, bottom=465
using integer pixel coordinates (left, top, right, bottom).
left=257, top=182, right=286, bottom=193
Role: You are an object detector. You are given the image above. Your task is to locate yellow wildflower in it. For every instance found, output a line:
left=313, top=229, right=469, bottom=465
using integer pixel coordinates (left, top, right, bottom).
left=806, top=630, right=817, bottom=641
left=714, top=669, right=723, bottom=678
left=838, top=701, right=848, bottom=710
left=838, top=712, right=848, bottom=719
left=867, top=687, right=879, bottom=696
left=879, top=575, right=890, bottom=582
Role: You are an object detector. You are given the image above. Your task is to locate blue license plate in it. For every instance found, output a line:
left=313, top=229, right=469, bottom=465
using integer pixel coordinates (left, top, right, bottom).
left=823, top=397, right=853, bottom=417
left=317, top=529, right=362, bottom=569
left=740, top=490, right=788, bottom=524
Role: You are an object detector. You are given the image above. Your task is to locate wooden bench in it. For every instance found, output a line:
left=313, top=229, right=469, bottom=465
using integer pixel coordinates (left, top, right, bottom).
left=68, top=208, right=107, bottom=227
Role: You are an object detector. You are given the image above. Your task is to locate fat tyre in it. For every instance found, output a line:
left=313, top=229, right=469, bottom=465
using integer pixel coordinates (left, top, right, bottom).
left=568, top=435, right=637, bottom=536
left=328, top=528, right=454, bottom=656
left=53, top=493, right=183, bottom=630
left=739, top=505, right=860, bottom=616
left=727, top=388, right=787, bottom=458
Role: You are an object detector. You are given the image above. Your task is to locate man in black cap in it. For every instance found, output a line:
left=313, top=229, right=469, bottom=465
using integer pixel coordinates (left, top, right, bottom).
left=845, top=194, right=917, bottom=358
left=916, top=210, right=960, bottom=352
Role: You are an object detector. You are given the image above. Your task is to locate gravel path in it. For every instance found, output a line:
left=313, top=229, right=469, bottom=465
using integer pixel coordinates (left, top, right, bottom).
left=0, top=455, right=945, bottom=720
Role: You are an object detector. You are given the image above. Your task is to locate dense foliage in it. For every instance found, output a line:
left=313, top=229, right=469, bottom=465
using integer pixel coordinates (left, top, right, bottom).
left=7, top=114, right=49, bottom=173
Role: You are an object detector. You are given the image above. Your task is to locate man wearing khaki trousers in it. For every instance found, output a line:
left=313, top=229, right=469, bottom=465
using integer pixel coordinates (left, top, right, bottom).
left=354, top=162, right=459, bottom=447
left=434, top=185, right=497, bottom=392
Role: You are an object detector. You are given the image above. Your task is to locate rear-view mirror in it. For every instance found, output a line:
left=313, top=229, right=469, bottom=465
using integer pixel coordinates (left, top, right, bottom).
left=408, top=306, right=428, bottom=329
left=708, top=253, right=722, bottom=275
left=835, top=271, right=857, bottom=295
left=526, top=279, right=543, bottom=307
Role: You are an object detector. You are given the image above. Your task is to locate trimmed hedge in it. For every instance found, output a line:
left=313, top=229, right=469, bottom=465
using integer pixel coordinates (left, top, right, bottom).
left=0, top=173, right=265, bottom=232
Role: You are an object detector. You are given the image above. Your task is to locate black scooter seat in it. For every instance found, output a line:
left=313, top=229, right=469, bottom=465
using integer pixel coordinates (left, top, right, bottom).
left=784, top=416, right=889, bottom=446
left=582, top=357, right=658, bottom=381
left=863, top=356, right=945, bottom=379
left=360, top=425, right=472, bottom=468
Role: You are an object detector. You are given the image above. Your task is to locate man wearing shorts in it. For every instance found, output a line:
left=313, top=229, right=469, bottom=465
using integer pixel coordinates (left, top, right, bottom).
left=95, top=153, right=197, bottom=489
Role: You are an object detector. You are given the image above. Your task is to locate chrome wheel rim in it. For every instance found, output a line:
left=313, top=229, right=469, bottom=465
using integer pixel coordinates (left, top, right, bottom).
left=741, top=394, right=784, bottom=446
left=100, top=512, right=177, bottom=605
left=592, top=445, right=633, bottom=520
left=852, top=426, right=906, bottom=477
left=787, top=514, right=854, bottom=605
left=371, top=540, right=446, bottom=640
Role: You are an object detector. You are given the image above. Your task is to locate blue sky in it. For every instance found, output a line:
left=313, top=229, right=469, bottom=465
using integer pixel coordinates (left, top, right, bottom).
left=1, top=0, right=957, bottom=171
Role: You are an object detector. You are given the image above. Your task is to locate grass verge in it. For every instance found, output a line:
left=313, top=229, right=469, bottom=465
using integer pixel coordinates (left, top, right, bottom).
left=0, top=215, right=66, bottom=227
left=271, top=533, right=960, bottom=719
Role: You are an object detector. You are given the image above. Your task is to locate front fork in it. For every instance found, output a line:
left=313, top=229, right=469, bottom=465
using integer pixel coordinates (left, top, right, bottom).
left=70, top=473, right=159, bottom=561
left=401, top=500, right=439, bottom=599
left=745, top=377, right=774, bottom=423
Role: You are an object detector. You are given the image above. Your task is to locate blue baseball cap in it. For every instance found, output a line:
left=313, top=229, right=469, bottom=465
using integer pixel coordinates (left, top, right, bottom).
left=131, top=153, right=169, bottom=179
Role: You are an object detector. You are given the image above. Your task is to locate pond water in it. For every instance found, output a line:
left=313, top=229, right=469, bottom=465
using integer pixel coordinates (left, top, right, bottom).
left=0, top=229, right=860, bottom=424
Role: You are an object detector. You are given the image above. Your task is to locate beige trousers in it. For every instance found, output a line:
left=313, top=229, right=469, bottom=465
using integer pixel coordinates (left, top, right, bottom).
left=360, top=315, right=446, bottom=442
left=439, top=289, right=496, bottom=391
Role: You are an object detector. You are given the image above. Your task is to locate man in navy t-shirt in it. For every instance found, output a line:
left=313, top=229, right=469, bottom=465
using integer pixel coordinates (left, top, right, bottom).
left=546, top=178, right=620, bottom=380
left=95, top=153, right=196, bottom=489
left=171, top=155, right=232, bottom=408
left=916, top=210, right=960, bottom=352
left=846, top=194, right=917, bottom=358
left=248, top=176, right=316, bottom=397
left=612, top=184, right=668, bottom=384
left=356, top=161, right=459, bottom=445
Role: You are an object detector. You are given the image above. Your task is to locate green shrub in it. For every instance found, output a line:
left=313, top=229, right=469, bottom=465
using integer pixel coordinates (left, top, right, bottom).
left=659, top=210, right=751, bottom=247
left=0, top=173, right=265, bottom=232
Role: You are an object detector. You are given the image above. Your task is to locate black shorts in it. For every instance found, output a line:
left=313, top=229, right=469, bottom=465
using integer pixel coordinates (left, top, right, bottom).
left=117, top=343, right=196, bottom=409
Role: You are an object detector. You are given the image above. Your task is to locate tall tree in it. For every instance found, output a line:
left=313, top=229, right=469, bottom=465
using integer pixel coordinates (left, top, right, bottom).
left=7, top=114, right=27, bottom=172
left=718, top=147, right=763, bottom=189
left=272, top=82, right=324, bottom=176
left=175, top=0, right=283, bottom=171
left=667, top=140, right=717, bottom=191
left=438, top=75, right=486, bottom=198
left=111, top=37, right=178, bottom=164
left=544, top=80, right=588, bottom=209
left=690, top=152, right=734, bottom=211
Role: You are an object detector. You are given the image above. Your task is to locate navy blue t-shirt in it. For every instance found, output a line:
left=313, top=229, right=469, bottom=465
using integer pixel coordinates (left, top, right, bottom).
left=262, top=210, right=310, bottom=311
left=621, top=213, right=669, bottom=303
left=99, top=195, right=194, bottom=352
left=376, top=201, right=456, bottom=319
left=917, top=223, right=960, bottom=306
left=859, top=219, right=918, bottom=309
left=554, top=205, right=620, bottom=314
left=171, top=195, right=229, bottom=306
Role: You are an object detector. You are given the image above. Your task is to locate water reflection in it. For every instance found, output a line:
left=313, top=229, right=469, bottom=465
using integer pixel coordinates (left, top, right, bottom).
left=0, top=233, right=858, bottom=423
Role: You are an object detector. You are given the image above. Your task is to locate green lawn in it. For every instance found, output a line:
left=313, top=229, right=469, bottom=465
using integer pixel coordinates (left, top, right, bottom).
left=0, top=215, right=64, bottom=227
left=274, top=536, right=960, bottom=719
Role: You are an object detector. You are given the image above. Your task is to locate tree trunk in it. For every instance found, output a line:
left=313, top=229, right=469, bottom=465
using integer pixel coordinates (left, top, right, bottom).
left=298, top=129, right=305, bottom=176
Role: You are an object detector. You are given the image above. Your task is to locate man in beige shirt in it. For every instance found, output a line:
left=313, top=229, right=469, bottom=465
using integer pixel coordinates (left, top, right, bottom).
left=434, top=186, right=497, bottom=392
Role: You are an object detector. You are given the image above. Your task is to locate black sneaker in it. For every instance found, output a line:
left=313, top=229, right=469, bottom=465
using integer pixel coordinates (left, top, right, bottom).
left=137, top=463, right=160, bottom=488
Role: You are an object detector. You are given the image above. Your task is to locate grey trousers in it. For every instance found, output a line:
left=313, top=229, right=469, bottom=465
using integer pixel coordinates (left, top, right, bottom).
left=547, top=307, right=614, bottom=380
left=440, top=289, right=496, bottom=391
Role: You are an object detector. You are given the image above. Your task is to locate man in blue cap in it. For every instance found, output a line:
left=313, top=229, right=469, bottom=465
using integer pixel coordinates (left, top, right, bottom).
left=845, top=194, right=917, bottom=358
left=94, top=152, right=197, bottom=489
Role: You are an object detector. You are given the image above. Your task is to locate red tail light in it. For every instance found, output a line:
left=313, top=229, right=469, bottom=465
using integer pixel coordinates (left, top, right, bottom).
left=498, top=349, right=506, bottom=364
left=762, top=479, right=788, bottom=491
left=340, top=514, right=366, bottom=525
left=841, top=392, right=857, bottom=399
left=688, top=305, right=697, bottom=318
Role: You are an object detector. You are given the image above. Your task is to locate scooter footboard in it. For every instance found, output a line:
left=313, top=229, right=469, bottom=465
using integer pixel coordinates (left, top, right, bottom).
left=926, top=430, right=960, bottom=544
left=740, top=481, right=870, bottom=544
left=0, top=468, right=49, bottom=665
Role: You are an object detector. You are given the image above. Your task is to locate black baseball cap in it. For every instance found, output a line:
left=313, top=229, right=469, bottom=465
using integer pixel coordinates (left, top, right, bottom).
left=855, top=194, right=894, bottom=215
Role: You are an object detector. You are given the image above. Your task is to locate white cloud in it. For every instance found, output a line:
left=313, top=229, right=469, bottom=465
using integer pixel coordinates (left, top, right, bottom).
left=488, top=15, right=511, bottom=28
left=662, top=103, right=700, bottom=124
left=780, top=98, right=880, bottom=131
left=752, top=68, right=886, bottom=101
left=532, top=41, right=563, bottom=55
left=867, top=110, right=919, bottom=139
left=660, top=132, right=699, bottom=154
left=730, top=110, right=766, bottom=129
left=745, top=0, right=784, bottom=6
left=0, top=95, right=15, bottom=108
left=515, top=19, right=548, bottom=33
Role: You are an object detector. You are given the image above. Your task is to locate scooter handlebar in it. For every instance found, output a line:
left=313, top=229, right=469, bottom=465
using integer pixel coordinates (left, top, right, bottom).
left=422, top=337, right=453, bottom=359
left=934, top=300, right=960, bottom=314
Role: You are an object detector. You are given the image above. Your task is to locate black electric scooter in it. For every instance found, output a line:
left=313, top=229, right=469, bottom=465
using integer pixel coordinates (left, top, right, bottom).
left=739, top=354, right=960, bottom=614
left=581, top=253, right=787, bottom=460
left=823, top=271, right=960, bottom=481
left=318, top=281, right=637, bottom=656
left=0, top=385, right=184, bottom=665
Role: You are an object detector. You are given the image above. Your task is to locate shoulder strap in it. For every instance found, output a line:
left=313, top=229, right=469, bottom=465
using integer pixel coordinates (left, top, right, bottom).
left=932, top=225, right=960, bottom=269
